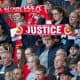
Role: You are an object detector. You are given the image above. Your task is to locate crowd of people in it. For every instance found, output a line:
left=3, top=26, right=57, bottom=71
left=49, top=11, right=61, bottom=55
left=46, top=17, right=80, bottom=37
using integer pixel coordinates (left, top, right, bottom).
left=0, top=0, right=80, bottom=80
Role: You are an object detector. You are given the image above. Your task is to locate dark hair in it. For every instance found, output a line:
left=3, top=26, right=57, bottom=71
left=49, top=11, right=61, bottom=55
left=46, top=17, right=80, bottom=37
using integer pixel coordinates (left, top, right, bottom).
left=17, top=47, right=26, bottom=67
left=52, top=6, right=67, bottom=17
left=36, top=65, right=47, bottom=74
left=25, top=47, right=35, bottom=53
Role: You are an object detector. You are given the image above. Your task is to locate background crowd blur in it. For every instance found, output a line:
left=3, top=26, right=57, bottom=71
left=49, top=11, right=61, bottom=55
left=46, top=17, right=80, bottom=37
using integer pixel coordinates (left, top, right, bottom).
left=0, top=0, right=80, bottom=80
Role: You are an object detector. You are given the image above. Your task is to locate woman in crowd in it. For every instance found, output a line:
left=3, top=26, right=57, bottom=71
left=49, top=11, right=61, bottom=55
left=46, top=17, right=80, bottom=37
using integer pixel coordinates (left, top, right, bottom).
left=24, top=47, right=36, bottom=60
left=26, top=55, right=40, bottom=80
left=22, top=48, right=36, bottom=80
left=16, top=47, right=26, bottom=67
left=51, top=6, right=69, bottom=25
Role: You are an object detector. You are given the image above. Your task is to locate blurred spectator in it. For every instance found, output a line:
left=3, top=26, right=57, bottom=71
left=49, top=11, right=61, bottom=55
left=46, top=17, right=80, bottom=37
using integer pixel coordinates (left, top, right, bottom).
left=76, top=61, right=80, bottom=80
left=24, top=47, right=35, bottom=60
left=60, top=68, right=74, bottom=80
left=26, top=55, right=40, bottom=80
left=68, top=60, right=77, bottom=77
left=48, top=0, right=62, bottom=7
left=62, top=0, right=79, bottom=14
left=55, top=49, right=67, bottom=62
left=49, top=55, right=67, bottom=80
left=38, top=35, right=63, bottom=69
left=26, top=0, right=38, bottom=6
left=16, top=47, right=26, bottom=67
left=0, top=50, right=17, bottom=73
left=35, top=65, right=49, bottom=80
left=1, top=0, right=15, bottom=7
left=5, top=71, right=13, bottom=80
left=67, top=44, right=80, bottom=66
left=0, top=23, right=11, bottom=45
left=69, top=11, right=79, bottom=29
left=52, top=6, right=69, bottom=25
left=39, top=1, right=53, bottom=24
left=12, top=68, right=22, bottom=80
left=12, top=13, right=26, bottom=26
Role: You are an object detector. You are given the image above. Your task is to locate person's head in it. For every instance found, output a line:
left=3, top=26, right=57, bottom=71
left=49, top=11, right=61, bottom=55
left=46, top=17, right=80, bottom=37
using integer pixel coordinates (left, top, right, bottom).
left=35, top=66, right=47, bottom=80
left=24, top=47, right=35, bottom=59
left=69, top=44, right=79, bottom=56
left=51, top=6, right=66, bottom=21
left=16, top=47, right=23, bottom=61
left=27, top=56, right=40, bottom=71
left=77, top=61, right=80, bottom=72
left=74, top=3, right=80, bottom=23
left=26, top=0, right=37, bottom=5
left=5, top=71, right=13, bottom=80
left=69, top=11, right=79, bottom=25
left=44, top=1, right=53, bottom=11
left=60, top=69, right=74, bottom=80
left=16, top=47, right=26, bottom=67
left=42, top=36, right=57, bottom=48
left=13, top=13, right=24, bottom=23
left=54, top=55, right=66, bottom=69
left=2, top=0, right=15, bottom=7
left=0, top=46, right=7, bottom=65
left=68, top=60, right=77, bottom=71
left=12, top=68, right=22, bottom=80
left=1, top=50, right=12, bottom=66
left=56, top=49, right=67, bottom=60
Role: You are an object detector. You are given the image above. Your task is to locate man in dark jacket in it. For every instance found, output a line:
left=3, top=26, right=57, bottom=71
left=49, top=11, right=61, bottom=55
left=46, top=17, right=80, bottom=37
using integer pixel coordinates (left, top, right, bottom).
left=0, top=50, right=17, bottom=73
left=36, top=35, right=63, bottom=69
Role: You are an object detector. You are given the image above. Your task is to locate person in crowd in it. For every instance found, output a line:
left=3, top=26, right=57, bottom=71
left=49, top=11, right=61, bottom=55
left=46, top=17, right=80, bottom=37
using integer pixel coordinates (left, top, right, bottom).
left=48, top=55, right=67, bottom=80
left=1, top=0, right=15, bottom=7
left=75, top=2, right=80, bottom=24
left=48, top=0, right=62, bottom=7
left=0, top=50, right=17, bottom=73
left=69, top=11, right=79, bottom=29
left=24, top=47, right=36, bottom=60
left=61, top=11, right=79, bottom=52
left=12, top=13, right=26, bottom=26
left=37, top=35, right=63, bottom=69
left=0, top=45, right=7, bottom=71
left=0, top=23, right=11, bottom=45
left=75, top=61, right=80, bottom=80
left=55, top=49, right=67, bottom=60
left=51, top=6, right=69, bottom=25
left=12, top=68, right=22, bottom=80
left=42, top=1, right=53, bottom=24
left=61, top=0, right=79, bottom=14
left=5, top=71, right=13, bottom=80
left=12, top=12, right=38, bottom=48
left=68, top=60, right=78, bottom=77
left=26, top=55, right=40, bottom=80
left=16, top=47, right=26, bottom=67
left=35, top=65, right=49, bottom=80
left=26, top=0, right=39, bottom=6
left=72, top=60, right=80, bottom=80
left=60, top=68, right=74, bottom=80
left=73, top=7, right=80, bottom=47
left=51, top=6, right=69, bottom=50
left=21, top=47, right=36, bottom=80
left=67, top=44, right=80, bottom=66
